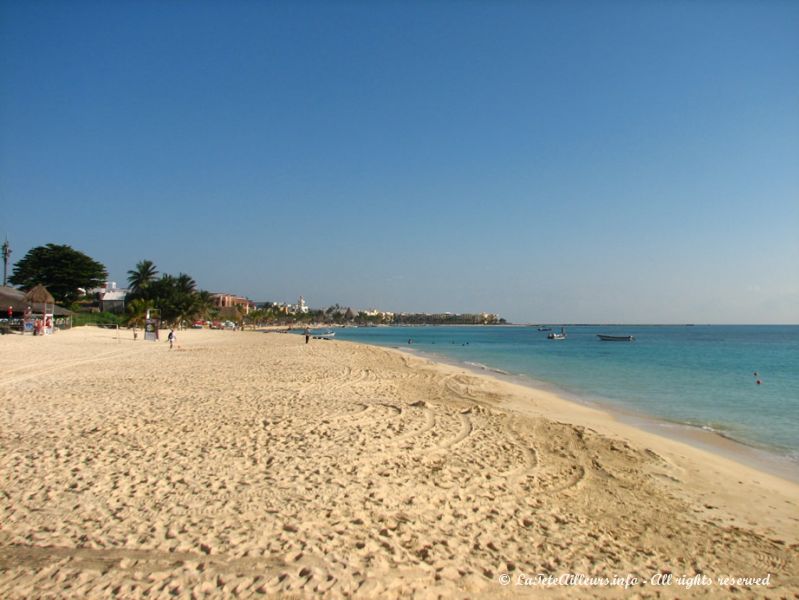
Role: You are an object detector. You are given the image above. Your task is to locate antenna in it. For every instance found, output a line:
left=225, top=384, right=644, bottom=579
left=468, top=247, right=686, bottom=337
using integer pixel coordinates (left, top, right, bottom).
left=1, top=236, right=10, bottom=287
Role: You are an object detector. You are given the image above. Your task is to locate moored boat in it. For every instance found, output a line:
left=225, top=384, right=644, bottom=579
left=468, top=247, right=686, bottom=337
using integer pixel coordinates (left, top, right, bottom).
left=597, top=334, right=634, bottom=342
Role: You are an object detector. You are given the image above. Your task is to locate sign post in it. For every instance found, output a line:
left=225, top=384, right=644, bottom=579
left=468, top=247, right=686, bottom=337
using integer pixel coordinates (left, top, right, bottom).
left=144, top=308, right=160, bottom=341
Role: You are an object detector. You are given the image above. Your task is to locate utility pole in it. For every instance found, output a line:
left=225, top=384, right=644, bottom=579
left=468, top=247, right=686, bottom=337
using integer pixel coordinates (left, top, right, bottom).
left=1, top=237, right=10, bottom=287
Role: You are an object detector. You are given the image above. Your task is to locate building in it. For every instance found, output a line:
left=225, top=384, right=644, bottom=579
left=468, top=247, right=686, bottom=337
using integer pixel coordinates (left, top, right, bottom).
left=360, top=309, right=395, bottom=321
left=88, top=282, right=129, bottom=314
left=297, top=296, right=309, bottom=314
left=210, top=293, right=255, bottom=317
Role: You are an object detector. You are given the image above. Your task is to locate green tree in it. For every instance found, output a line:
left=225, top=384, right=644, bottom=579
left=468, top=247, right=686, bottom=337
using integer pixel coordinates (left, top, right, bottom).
left=192, top=290, right=217, bottom=322
left=126, top=298, right=155, bottom=328
left=144, top=275, right=183, bottom=326
left=127, top=266, right=209, bottom=327
left=175, top=273, right=196, bottom=296
left=127, top=260, right=158, bottom=293
left=9, top=243, right=107, bottom=305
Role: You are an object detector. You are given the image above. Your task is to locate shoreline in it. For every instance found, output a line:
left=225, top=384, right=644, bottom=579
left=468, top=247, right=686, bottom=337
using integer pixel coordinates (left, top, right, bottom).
left=328, top=336, right=799, bottom=485
left=2, top=327, right=797, bottom=597
left=442, top=349, right=799, bottom=484
left=348, top=339, right=799, bottom=543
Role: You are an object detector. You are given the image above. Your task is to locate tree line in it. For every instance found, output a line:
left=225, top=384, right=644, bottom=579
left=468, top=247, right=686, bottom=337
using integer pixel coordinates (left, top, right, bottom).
left=9, top=245, right=215, bottom=327
left=8, top=243, right=505, bottom=328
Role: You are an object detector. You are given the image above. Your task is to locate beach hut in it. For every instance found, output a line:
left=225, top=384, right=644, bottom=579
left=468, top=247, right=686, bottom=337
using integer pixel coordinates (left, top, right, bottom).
left=1, top=286, right=26, bottom=332
left=25, top=284, right=56, bottom=335
left=1, top=285, right=27, bottom=314
left=0, top=285, right=72, bottom=333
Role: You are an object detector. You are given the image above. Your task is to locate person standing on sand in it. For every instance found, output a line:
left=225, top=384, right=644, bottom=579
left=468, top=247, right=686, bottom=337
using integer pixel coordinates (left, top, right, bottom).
left=167, top=329, right=176, bottom=349
left=304, top=327, right=310, bottom=344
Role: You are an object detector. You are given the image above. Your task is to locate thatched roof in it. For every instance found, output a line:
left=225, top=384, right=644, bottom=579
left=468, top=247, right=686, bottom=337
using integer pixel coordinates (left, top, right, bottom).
left=0, top=286, right=72, bottom=316
left=0, top=286, right=26, bottom=311
left=24, top=284, right=55, bottom=304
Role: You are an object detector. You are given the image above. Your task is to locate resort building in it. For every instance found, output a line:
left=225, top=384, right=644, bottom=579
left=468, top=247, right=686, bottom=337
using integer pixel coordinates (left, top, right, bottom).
left=360, top=309, right=395, bottom=321
left=210, top=293, right=255, bottom=316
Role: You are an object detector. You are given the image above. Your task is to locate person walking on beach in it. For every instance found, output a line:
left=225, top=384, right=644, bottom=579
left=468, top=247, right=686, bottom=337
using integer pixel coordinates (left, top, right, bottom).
left=304, top=327, right=310, bottom=344
left=167, top=329, right=176, bottom=349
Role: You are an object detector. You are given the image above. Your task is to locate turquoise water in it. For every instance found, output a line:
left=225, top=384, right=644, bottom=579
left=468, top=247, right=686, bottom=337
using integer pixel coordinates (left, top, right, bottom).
left=320, top=325, right=799, bottom=463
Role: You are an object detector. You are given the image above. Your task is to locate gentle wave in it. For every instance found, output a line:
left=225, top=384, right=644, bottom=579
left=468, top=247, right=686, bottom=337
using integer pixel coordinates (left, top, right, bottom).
left=464, top=361, right=511, bottom=375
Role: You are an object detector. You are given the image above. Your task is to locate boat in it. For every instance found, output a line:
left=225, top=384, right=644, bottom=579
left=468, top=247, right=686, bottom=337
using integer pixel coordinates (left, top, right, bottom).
left=313, top=331, right=336, bottom=340
left=537, top=327, right=552, bottom=331
left=597, top=334, right=635, bottom=342
left=547, top=327, right=566, bottom=340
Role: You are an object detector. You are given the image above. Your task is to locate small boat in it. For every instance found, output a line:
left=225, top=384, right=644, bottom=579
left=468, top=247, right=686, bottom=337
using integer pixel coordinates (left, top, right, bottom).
left=548, top=327, right=566, bottom=340
left=537, top=327, right=552, bottom=331
left=597, top=334, right=635, bottom=342
left=313, top=331, right=336, bottom=340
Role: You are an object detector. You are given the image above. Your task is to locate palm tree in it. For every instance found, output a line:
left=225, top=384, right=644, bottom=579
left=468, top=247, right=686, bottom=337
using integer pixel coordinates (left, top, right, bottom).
left=192, top=290, right=216, bottom=322
left=176, top=273, right=197, bottom=295
left=127, top=260, right=158, bottom=293
left=234, top=303, right=248, bottom=328
left=126, top=298, right=155, bottom=328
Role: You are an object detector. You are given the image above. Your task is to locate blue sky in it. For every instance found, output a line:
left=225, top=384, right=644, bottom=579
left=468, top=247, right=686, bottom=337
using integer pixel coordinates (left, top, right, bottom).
left=1, top=0, right=797, bottom=323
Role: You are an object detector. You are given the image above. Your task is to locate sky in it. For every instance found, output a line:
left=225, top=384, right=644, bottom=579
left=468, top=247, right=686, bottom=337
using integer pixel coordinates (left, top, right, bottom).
left=1, top=0, right=797, bottom=323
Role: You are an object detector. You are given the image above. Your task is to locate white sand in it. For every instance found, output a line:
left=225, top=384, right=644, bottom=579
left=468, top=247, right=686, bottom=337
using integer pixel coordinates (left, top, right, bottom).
left=1, top=327, right=797, bottom=598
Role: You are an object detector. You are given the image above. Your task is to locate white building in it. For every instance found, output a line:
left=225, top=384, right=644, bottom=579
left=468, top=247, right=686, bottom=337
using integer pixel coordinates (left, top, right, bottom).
left=297, top=296, right=309, bottom=314
left=92, top=282, right=129, bottom=314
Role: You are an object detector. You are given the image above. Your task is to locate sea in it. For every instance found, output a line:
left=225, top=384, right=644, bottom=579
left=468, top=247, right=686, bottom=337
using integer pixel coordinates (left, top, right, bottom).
left=316, top=325, right=799, bottom=473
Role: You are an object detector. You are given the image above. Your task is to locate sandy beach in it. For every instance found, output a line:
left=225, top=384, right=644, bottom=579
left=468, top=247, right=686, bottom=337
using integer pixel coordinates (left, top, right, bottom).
left=1, top=327, right=797, bottom=598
